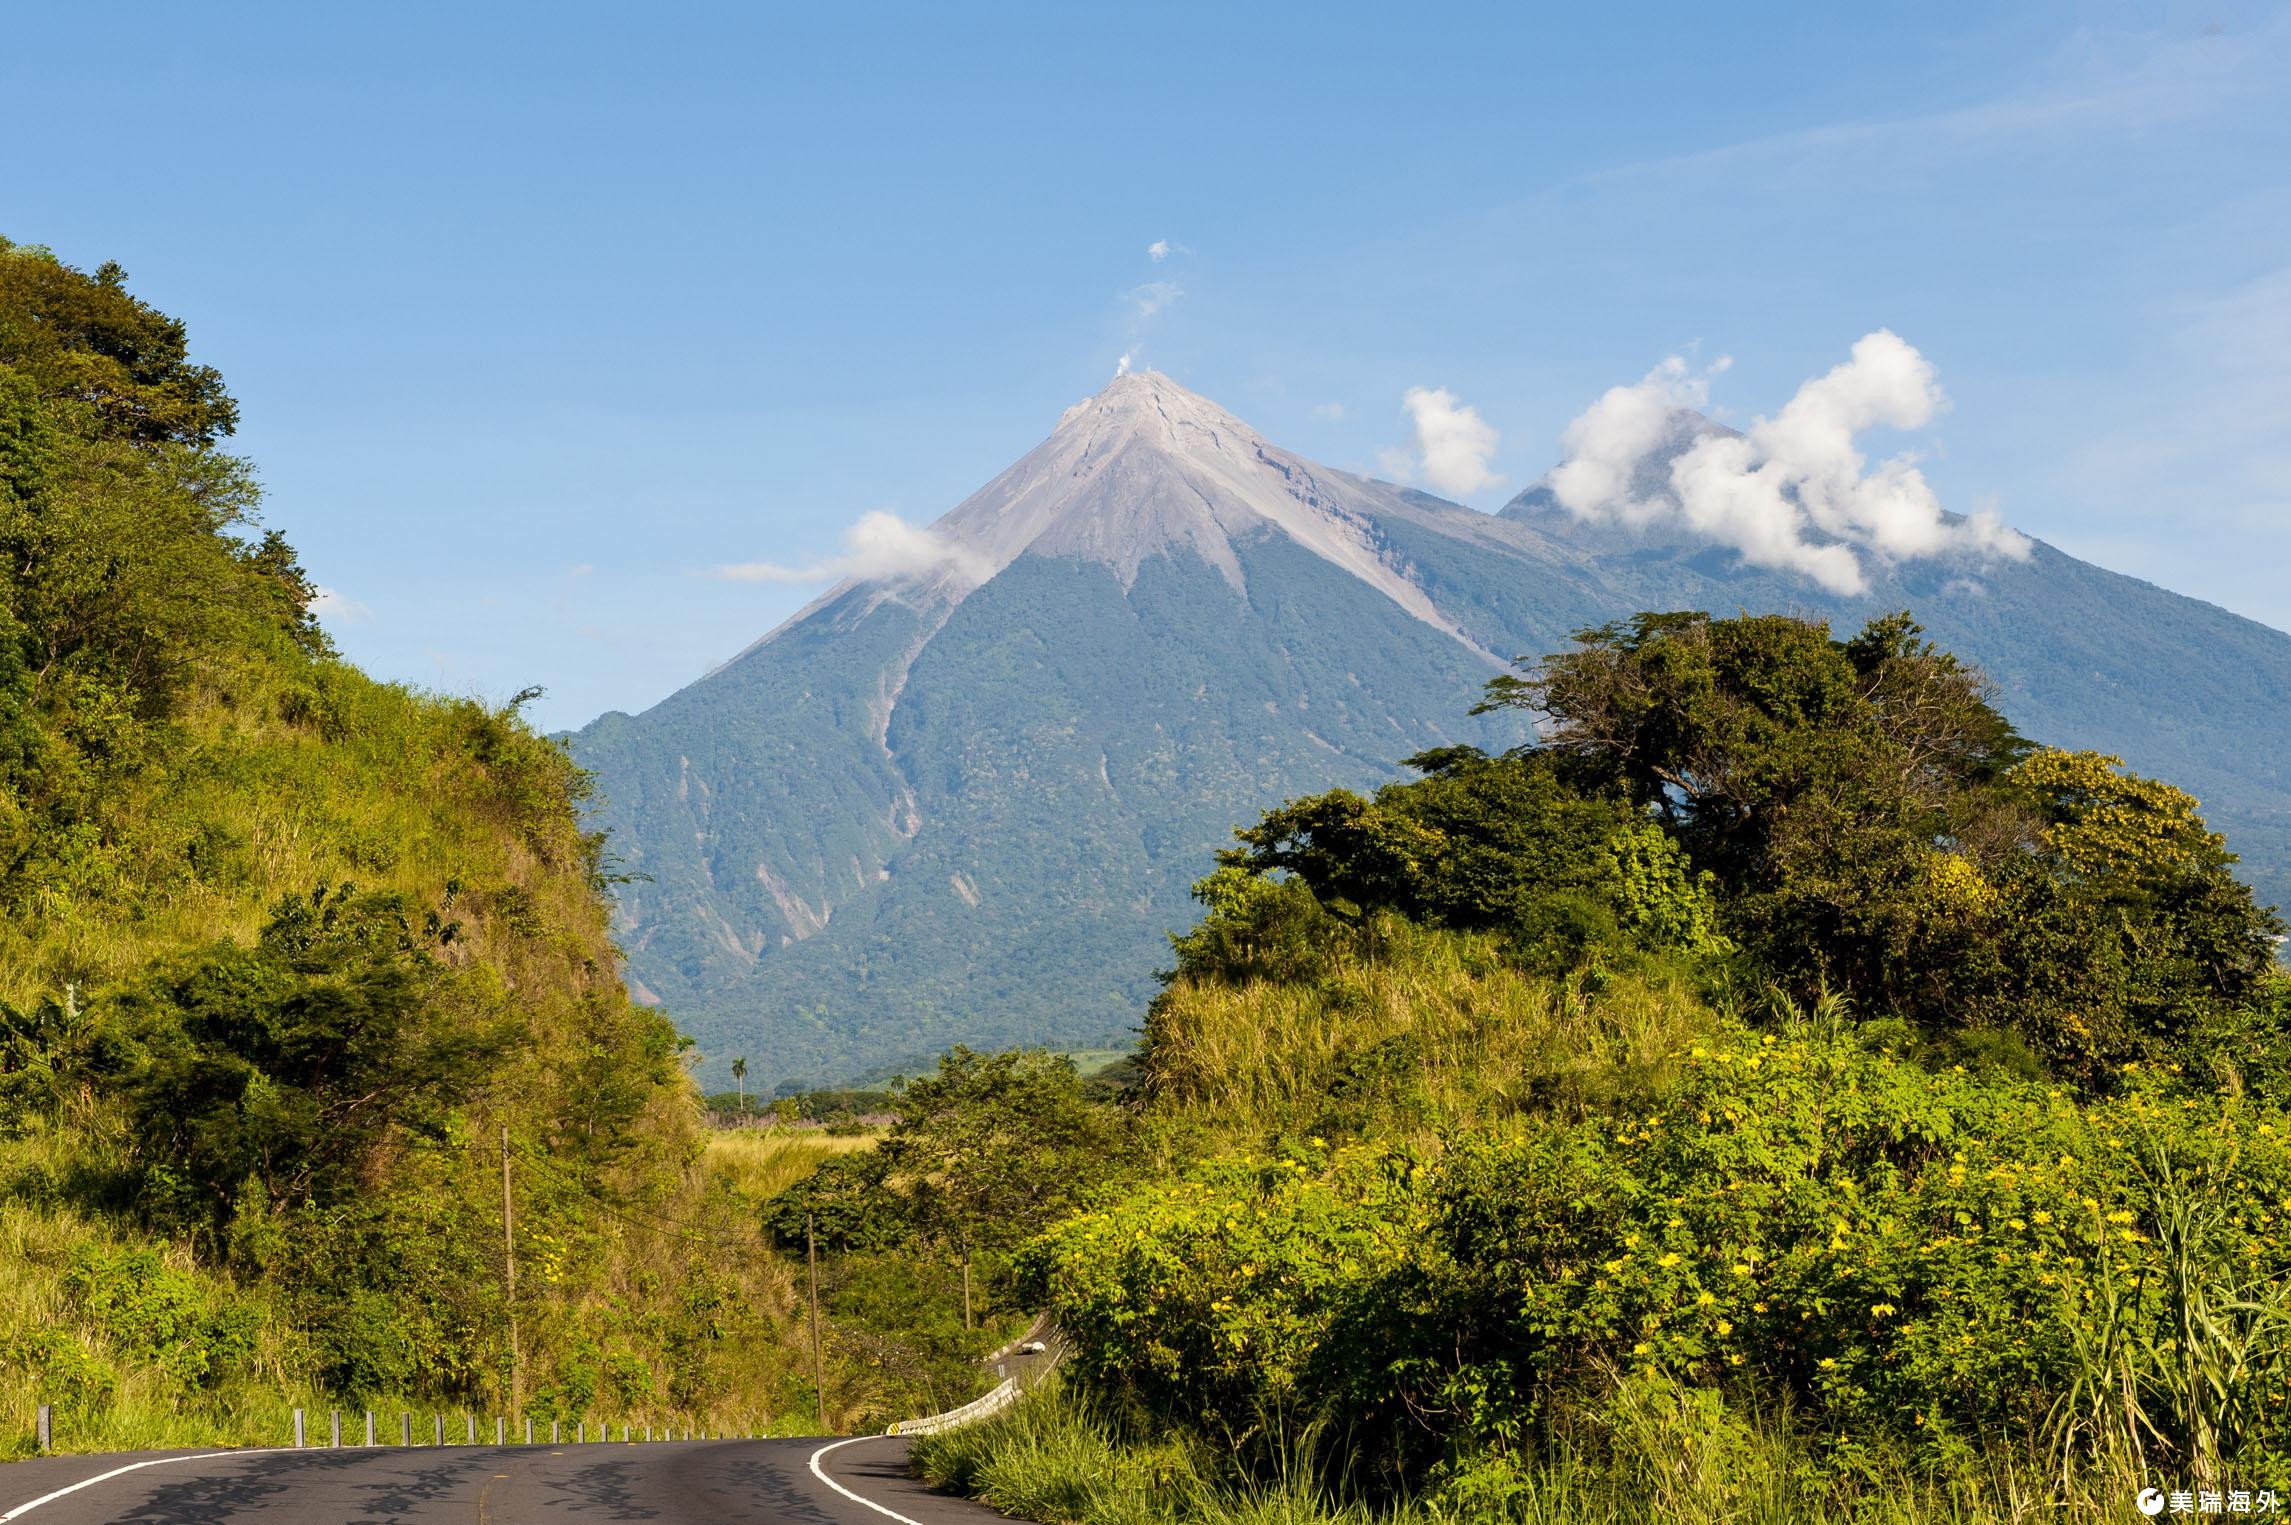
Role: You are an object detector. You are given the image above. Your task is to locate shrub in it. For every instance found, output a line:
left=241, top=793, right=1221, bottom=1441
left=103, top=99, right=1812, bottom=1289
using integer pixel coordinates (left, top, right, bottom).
left=1028, top=1021, right=2291, bottom=1486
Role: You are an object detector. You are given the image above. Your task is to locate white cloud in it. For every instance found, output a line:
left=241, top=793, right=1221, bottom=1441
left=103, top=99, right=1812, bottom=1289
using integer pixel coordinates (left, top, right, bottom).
left=1400, top=386, right=1504, bottom=497
left=1115, top=351, right=1133, bottom=377
left=1147, top=239, right=1171, bottom=262
left=710, top=511, right=991, bottom=587
left=1548, top=331, right=2030, bottom=594
left=308, top=586, right=371, bottom=623
left=1313, top=402, right=1346, bottom=421
left=1549, top=356, right=1727, bottom=527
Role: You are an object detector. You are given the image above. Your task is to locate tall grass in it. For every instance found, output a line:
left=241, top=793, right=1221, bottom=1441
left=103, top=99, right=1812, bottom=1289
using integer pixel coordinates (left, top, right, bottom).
left=912, top=1380, right=2154, bottom=1525
left=1142, top=922, right=1714, bottom=1143
left=704, top=1127, right=881, bottom=1206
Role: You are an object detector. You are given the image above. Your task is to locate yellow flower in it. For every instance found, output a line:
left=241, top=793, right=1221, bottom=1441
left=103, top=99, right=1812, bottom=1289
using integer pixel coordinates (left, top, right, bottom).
left=2033, top=1211, right=2054, bottom=1225
left=1753, top=1302, right=1769, bottom=1313
left=1871, top=1304, right=1897, bottom=1317
left=1819, top=1358, right=1838, bottom=1370
left=2106, top=1210, right=2136, bottom=1225
left=1632, top=1342, right=1651, bottom=1356
left=1731, top=1263, right=1753, bottom=1276
left=1658, top=1252, right=1682, bottom=1268
left=1716, top=1320, right=1733, bottom=1336
left=1728, top=1353, right=1745, bottom=1365
left=1696, top=1291, right=1717, bottom=1306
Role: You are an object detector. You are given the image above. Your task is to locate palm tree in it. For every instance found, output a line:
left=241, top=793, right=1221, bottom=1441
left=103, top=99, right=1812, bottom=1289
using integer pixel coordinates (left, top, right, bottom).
left=732, top=1056, right=749, bottom=1116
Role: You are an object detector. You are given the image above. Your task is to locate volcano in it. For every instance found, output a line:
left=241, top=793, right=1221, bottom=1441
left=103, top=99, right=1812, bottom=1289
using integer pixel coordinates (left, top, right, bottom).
left=571, top=371, right=2291, bottom=1084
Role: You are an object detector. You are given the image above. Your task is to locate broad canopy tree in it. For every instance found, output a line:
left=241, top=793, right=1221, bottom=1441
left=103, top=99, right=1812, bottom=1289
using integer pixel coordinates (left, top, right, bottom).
left=1196, top=609, right=2283, bottom=1088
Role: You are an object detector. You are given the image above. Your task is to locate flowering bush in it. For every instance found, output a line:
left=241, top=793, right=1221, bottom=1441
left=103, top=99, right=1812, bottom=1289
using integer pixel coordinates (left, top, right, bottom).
left=1016, top=1141, right=1421, bottom=1439
left=1026, top=1024, right=2291, bottom=1479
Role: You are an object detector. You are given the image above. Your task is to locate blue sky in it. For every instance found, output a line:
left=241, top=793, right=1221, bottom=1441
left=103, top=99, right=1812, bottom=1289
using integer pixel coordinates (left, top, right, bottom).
left=7, top=0, right=2287, bottom=730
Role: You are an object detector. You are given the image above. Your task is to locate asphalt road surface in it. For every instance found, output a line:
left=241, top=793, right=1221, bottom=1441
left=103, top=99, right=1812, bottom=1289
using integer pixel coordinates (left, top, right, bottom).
left=0, top=1434, right=1009, bottom=1524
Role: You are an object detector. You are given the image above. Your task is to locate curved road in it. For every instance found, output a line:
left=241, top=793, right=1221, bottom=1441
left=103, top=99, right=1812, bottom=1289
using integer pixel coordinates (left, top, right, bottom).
left=0, top=1434, right=1004, bottom=1524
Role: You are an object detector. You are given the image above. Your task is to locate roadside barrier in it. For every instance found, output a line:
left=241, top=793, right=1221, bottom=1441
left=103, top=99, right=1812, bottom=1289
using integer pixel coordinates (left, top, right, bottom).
left=883, top=1319, right=1066, bottom=1437
left=20, top=1405, right=772, bottom=1453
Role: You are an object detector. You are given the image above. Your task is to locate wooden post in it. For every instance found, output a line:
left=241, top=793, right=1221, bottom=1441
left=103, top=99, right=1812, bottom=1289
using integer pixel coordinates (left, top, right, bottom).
left=806, top=1210, right=826, bottom=1431
left=365, top=1411, right=375, bottom=1447
left=401, top=1412, right=411, bottom=1447
left=497, top=1415, right=506, bottom=1445
left=501, top=1125, right=520, bottom=1432
left=331, top=1411, right=341, bottom=1447
left=293, top=1409, right=305, bottom=1448
left=35, top=1404, right=50, bottom=1452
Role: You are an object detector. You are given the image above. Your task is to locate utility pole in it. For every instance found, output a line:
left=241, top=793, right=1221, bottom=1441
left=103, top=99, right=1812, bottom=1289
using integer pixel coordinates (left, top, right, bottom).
left=501, top=1125, right=520, bottom=1432
left=806, top=1210, right=825, bottom=1432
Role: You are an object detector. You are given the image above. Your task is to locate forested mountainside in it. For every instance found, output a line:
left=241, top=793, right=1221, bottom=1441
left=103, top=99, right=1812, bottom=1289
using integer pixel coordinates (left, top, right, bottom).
left=0, top=237, right=818, bottom=1452
left=574, top=372, right=2290, bottom=1087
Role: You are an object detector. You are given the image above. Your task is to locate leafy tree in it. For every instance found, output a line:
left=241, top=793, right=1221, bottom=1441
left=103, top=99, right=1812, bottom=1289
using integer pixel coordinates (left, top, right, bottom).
left=1975, top=750, right=2286, bottom=1079
left=1191, top=747, right=1727, bottom=980
left=882, top=1047, right=1120, bottom=1258
left=761, top=1149, right=909, bottom=1254
left=1479, top=610, right=2281, bottom=1077
left=0, top=237, right=238, bottom=447
left=109, top=884, right=508, bottom=1246
left=1480, top=612, right=2022, bottom=992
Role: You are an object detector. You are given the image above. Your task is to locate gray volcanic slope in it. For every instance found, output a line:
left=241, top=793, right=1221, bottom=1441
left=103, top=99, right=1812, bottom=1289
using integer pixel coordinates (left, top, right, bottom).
left=571, top=372, right=2291, bottom=1086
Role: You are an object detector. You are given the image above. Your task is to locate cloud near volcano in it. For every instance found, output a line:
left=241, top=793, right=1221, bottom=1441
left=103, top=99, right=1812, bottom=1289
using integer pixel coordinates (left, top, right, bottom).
left=710, top=511, right=991, bottom=587
left=1549, top=331, right=2029, bottom=594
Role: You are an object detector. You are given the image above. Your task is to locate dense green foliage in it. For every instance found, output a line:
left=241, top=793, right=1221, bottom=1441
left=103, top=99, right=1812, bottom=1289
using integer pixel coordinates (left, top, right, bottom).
left=728, top=1050, right=1126, bottom=1421
left=914, top=610, right=2291, bottom=1523
left=0, top=238, right=819, bottom=1452
left=1480, top=611, right=2283, bottom=1079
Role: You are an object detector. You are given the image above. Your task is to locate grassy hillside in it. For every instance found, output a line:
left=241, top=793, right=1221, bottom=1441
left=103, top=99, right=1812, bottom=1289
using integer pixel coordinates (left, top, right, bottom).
left=0, top=236, right=824, bottom=1453
left=909, top=612, right=2291, bottom=1525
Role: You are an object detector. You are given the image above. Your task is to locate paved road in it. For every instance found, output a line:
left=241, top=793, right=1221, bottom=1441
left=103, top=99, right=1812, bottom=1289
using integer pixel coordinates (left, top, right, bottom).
left=0, top=1434, right=1007, bottom=1524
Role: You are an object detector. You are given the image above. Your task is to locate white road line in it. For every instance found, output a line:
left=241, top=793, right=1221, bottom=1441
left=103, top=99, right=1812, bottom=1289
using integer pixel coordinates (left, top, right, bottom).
left=1, top=1448, right=292, bottom=1520
left=807, top=1436, right=925, bottom=1525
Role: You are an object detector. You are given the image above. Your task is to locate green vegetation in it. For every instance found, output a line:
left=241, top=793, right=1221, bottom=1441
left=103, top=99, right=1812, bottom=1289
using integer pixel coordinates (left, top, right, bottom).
left=755, top=1048, right=1122, bottom=1418
left=0, top=237, right=824, bottom=1453
left=908, top=610, right=2291, bottom=1522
